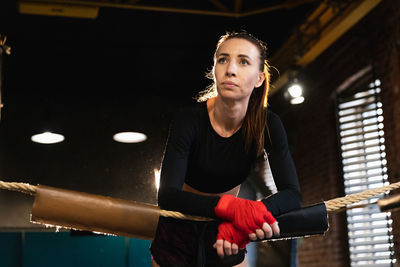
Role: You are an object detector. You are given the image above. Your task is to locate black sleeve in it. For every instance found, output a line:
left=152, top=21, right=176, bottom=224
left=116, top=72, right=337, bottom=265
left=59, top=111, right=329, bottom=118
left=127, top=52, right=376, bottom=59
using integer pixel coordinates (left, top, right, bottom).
left=157, top=108, right=220, bottom=218
left=261, top=111, right=302, bottom=217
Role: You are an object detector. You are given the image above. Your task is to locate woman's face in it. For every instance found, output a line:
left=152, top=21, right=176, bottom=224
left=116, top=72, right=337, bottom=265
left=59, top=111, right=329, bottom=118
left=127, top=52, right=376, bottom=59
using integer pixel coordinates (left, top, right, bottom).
left=214, top=38, right=265, bottom=102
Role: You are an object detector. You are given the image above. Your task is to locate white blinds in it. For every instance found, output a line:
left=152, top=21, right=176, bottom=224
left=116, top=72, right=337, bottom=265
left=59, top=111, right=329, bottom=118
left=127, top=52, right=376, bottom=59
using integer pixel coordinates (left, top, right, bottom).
left=337, top=79, right=395, bottom=266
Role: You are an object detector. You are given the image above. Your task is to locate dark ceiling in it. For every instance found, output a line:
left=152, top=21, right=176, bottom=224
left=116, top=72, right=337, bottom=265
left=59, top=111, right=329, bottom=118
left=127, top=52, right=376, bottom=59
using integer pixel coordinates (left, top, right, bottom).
left=0, top=0, right=318, bottom=227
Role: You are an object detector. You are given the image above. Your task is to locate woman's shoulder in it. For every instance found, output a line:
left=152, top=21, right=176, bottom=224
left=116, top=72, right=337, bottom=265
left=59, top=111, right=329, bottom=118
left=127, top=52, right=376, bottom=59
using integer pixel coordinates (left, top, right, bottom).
left=174, top=101, right=205, bottom=117
left=265, top=107, right=288, bottom=147
left=177, top=101, right=206, bottom=114
left=266, top=107, right=282, bottom=128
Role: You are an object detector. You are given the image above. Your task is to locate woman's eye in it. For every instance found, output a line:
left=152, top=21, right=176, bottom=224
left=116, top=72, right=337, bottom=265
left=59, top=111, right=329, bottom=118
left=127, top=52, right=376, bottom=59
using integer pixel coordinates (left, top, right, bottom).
left=240, top=59, right=249, bottom=65
left=217, top=57, right=227, bottom=64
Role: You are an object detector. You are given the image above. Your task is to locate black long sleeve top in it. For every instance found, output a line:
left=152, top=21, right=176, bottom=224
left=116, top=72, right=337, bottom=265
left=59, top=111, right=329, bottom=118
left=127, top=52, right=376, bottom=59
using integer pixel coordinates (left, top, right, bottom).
left=158, top=101, right=301, bottom=219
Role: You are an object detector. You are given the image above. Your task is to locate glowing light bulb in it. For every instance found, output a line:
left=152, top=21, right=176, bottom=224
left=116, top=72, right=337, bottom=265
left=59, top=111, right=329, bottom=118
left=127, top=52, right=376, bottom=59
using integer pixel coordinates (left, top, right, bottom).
left=113, top=132, right=147, bottom=143
left=31, top=132, right=65, bottom=144
left=290, top=96, right=304, bottom=105
left=288, top=84, right=303, bottom=98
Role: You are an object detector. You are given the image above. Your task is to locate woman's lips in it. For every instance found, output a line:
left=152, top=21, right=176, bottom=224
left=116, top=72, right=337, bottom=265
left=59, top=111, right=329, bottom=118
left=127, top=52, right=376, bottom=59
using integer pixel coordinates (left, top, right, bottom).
left=222, top=81, right=238, bottom=88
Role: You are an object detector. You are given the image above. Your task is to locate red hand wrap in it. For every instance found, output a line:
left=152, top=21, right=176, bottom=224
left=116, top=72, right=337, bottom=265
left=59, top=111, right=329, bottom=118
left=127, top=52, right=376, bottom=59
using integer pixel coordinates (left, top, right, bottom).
left=216, top=222, right=250, bottom=249
left=214, top=195, right=276, bottom=235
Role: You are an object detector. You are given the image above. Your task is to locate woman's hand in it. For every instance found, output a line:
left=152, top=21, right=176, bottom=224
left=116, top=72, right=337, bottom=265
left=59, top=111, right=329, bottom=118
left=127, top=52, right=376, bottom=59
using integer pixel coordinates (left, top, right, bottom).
left=213, top=221, right=249, bottom=258
left=213, top=221, right=280, bottom=258
left=215, top=195, right=279, bottom=239
left=248, top=221, right=280, bottom=241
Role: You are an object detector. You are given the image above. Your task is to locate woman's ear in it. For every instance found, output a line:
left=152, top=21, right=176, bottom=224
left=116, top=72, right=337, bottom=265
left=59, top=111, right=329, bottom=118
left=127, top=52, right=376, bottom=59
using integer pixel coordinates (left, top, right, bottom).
left=255, top=72, right=266, bottom=88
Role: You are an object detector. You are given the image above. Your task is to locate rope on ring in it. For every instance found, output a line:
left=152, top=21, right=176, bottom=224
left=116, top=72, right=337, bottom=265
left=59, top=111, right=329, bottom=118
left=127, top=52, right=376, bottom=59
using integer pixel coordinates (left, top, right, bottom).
left=0, top=180, right=36, bottom=195
left=324, top=180, right=400, bottom=212
left=159, top=210, right=214, bottom=221
left=0, top=179, right=211, bottom=221
left=1, top=179, right=400, bottom=219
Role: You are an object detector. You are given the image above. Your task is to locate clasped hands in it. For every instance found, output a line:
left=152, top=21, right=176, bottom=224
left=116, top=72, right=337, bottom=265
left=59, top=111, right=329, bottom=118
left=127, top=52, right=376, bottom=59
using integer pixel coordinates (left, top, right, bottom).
left=213, top=195, right=280, bottom=258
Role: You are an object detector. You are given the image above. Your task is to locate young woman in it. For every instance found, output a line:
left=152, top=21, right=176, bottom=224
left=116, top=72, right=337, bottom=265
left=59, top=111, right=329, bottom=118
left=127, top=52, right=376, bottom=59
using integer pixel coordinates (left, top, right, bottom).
left=150, top=30, right=302, bottom=267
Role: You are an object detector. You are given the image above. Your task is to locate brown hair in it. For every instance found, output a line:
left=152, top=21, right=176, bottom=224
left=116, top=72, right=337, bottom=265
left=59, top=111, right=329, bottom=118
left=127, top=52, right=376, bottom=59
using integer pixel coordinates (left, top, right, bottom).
left=196, top=30, right=271, bottom=157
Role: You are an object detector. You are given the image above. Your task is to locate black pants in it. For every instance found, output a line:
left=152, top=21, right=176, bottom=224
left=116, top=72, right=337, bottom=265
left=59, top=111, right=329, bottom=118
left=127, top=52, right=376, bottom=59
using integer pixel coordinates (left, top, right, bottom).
left=150, top=217, right=245, bottom=267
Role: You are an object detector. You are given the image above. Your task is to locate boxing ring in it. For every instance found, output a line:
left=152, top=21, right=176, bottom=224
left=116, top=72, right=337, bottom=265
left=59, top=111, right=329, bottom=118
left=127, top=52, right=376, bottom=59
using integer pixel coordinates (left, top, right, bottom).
left=0, top=179, right=399, bottom=242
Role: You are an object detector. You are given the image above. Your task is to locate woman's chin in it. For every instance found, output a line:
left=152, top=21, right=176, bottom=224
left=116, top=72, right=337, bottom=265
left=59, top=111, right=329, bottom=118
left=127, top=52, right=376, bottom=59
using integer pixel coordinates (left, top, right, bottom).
left=217, top=90, right=250, bottom=103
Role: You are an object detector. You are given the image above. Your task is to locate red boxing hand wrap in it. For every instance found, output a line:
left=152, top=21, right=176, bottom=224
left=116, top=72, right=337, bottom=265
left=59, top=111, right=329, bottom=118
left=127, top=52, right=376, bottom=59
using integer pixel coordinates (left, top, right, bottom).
left=216, top=222, right=250, bottom=249
left=215, top=195, right=276, bottom=235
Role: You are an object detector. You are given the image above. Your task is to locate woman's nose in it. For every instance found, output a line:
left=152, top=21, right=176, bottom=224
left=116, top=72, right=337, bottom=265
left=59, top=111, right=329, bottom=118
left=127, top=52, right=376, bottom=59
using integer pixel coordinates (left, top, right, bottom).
left=225, top=61, right=237, bottom=76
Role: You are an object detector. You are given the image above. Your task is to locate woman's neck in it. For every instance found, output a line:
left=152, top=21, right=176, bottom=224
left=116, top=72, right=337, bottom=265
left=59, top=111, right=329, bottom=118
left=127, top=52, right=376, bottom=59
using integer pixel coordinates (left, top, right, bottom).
left=207, top=96, right=248, bottom=137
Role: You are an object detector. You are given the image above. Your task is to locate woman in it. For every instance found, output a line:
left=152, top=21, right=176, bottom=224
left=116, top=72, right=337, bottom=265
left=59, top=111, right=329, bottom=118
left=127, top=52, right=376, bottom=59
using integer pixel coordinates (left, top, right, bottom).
left=150, top=30, right=302, bottom=267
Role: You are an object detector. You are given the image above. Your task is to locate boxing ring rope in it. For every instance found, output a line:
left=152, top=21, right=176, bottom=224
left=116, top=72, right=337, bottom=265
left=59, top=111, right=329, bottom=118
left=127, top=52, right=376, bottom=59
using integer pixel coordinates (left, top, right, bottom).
left=325, top=181, right=400, bottom=212
left=0, top=180, right=213, bottom=222
left=0, top=181, right=37, bottom=195
left=0, top=179, right=399, bottom=220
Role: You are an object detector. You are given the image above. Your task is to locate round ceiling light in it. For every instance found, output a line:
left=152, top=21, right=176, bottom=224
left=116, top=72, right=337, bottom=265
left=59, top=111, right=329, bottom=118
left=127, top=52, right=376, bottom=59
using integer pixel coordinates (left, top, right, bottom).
left=290, top=96, right=305, bottom=105
left=288, top=84, right=303, bottom=98
left=31, top=132, right=65, bottom=144
left=113, top=132, right=147, bottom=143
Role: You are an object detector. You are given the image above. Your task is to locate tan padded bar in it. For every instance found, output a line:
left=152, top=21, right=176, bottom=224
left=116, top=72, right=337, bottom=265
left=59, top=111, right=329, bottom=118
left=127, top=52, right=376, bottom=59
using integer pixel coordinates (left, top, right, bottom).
left=31, top=185, right=160, bottom=240
left=378, top=194, right=400, bottom=212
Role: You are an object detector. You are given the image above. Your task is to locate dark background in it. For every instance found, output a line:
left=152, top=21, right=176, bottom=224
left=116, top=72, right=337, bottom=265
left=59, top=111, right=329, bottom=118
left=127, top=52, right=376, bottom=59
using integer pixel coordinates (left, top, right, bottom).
left=0, top=1, right=317, bottom=227
left=2, top=2, right=400, bottom=266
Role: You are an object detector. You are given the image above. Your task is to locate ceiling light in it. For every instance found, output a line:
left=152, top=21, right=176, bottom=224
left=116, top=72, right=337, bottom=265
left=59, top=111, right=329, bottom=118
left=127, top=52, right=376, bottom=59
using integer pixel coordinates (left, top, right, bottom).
left=285, top=78, right=305, bottom=105
left=288, top=84, right=303, bottom=98
left=31, top=132, right=65, bottom=144
left=113, top=132, right=147, bottom=143
left=290, top=96, right=305, bottom=105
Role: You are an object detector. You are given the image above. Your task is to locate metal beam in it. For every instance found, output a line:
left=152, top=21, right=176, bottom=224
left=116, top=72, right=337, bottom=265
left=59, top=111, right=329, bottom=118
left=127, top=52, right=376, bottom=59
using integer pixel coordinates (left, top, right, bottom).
left=297, top=0, right=383, bottom=66
left=18, top=0, right=241, bottom=18
left=18, top=1, right=99, bottom=18
left=208, top=0, right=231, bottom=13
left=270, top=0, right=383, bottom=95
left=17, top=0, right=320, bottom=18
left=240, top=0, right=319, bottom=17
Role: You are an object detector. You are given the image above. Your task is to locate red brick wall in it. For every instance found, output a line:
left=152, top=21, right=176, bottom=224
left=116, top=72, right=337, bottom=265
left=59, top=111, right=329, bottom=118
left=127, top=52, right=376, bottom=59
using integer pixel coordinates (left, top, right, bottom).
left=269, top=1, right=400, bottom=265
left=377, top=3, right=400, bottom=258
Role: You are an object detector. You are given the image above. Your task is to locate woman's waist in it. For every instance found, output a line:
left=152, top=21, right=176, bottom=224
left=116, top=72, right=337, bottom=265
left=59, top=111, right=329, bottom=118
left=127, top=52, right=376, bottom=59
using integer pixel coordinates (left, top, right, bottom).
left=182, top=183, right=240, bottom=197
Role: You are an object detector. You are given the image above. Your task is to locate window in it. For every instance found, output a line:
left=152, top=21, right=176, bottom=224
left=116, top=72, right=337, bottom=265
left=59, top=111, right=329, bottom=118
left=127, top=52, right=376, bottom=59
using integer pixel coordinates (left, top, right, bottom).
left=336, top=74, right=395, bottom=266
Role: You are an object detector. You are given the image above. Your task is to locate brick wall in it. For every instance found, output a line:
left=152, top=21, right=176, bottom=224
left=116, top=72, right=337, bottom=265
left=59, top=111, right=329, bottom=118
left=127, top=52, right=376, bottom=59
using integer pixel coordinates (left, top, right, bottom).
left=269, top=1, right=400, bottom=266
